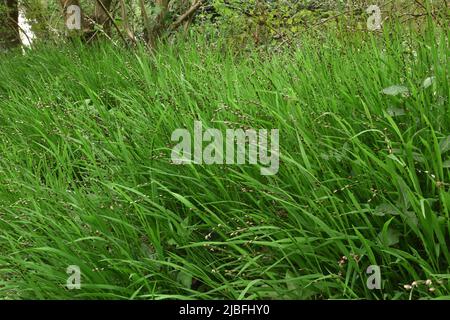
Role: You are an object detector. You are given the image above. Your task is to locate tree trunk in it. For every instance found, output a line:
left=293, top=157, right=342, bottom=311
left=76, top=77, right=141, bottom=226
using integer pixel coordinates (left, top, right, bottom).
left=0, top=0, right=20, bottom=50
left=59, top=0, right=85, bottom=34
left=154, top=0, right=169, bottom=35
left=94, top=0, right=113, bottom=36
left=141, top=0, right=169, bottom=48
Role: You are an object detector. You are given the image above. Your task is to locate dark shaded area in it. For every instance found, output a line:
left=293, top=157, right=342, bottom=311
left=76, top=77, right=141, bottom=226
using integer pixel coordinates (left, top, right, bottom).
left=0, top=0, right=20, bottom=50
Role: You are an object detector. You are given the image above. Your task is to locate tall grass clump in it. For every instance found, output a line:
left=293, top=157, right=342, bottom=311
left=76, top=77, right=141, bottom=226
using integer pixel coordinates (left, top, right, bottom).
left=0, top=21, right=448, bottom=299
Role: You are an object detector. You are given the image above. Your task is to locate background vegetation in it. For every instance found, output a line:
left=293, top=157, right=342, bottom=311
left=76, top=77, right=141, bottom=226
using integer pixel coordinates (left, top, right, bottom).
left=0, top=0, right=449, bottom=300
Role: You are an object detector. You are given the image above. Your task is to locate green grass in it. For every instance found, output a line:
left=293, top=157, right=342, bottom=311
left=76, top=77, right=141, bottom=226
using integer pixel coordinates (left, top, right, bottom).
left=0, top=23, right=449, bottom=300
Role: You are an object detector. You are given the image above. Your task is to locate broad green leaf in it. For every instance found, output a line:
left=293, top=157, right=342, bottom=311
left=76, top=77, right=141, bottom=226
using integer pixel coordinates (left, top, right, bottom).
left=374, top=203, right=400, bottom=216
left=404, top=211, right=418, bottom=227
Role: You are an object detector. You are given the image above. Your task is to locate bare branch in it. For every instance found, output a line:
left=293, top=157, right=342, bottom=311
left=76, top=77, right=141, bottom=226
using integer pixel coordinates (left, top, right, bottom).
left=170, top=0, right=203, bottom=31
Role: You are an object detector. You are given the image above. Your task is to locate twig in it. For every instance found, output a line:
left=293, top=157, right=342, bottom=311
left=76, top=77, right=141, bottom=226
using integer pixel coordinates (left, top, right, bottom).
left=170, top=0, right=203, bottom=31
